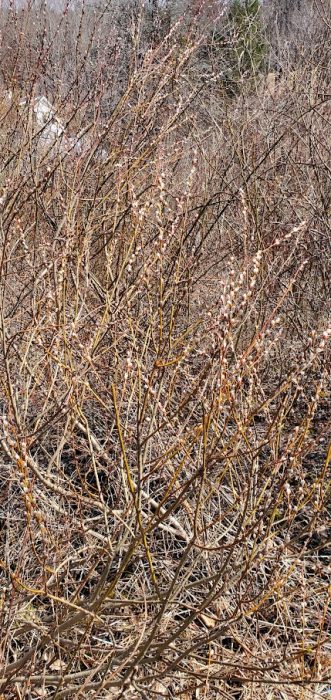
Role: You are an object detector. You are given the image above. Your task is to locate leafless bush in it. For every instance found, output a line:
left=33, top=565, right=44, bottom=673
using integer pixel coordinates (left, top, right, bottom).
left=0, top=2, right=330, bottom=699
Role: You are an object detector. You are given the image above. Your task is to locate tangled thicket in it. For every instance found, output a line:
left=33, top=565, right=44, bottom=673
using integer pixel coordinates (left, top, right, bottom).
left=0, top=1, right=330, bottom=698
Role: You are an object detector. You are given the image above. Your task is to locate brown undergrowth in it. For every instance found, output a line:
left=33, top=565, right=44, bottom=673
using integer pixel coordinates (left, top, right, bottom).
left=0, top=2, right=330, bottom=699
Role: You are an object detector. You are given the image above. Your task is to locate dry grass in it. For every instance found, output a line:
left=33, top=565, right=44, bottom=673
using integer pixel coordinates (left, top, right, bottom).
left=0, top=2, right=330, bottom=699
